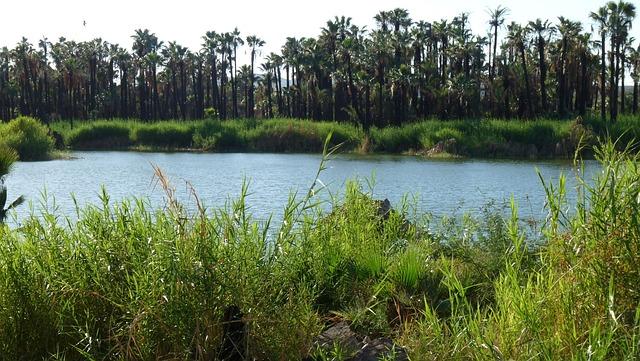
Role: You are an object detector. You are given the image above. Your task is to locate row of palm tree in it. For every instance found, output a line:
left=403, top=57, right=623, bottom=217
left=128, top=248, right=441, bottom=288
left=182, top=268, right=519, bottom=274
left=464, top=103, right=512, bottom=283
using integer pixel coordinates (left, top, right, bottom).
left=0, top=1, right=638, bottom=126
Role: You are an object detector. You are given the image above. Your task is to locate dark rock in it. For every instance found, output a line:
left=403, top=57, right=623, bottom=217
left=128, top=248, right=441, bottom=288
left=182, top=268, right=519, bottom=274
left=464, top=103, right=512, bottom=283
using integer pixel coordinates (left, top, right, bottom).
left=375, top=199, right=393, bottom=220
left=314, top=321, right=362, bottom=356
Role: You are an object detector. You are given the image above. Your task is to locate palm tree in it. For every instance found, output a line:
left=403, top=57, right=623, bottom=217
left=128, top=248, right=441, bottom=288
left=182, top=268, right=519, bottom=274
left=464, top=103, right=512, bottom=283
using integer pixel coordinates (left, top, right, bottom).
left=488, top=6, right=509, bottom=81
left=607, top=0, right=636, bottom=121
left=246, top=35, right=265, bottom=118
left=630, top=45, right=640, bottom=114
left=528, top=19, right=554, bottom=114
left=38, top=37, right=51, bottom=122
left=202, top=31, right=221, bottom=115
left=132, top=29, right=159, bottom=120
left=507, top=22, right=533, bottom=117
left=556, top=17, right=582, bottom=117
left=321, top=18, right=341, bottom=121
left=590, top=6, right=609, bottom=121
left=260, top=60, right=274, bottom=118
left=230, top=28, right=244, bottom=118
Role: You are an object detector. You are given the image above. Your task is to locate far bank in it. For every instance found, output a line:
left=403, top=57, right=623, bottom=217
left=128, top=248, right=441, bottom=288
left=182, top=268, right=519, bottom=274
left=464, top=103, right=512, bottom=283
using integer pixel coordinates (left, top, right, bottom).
left=5, top=116, right=638, bottom=160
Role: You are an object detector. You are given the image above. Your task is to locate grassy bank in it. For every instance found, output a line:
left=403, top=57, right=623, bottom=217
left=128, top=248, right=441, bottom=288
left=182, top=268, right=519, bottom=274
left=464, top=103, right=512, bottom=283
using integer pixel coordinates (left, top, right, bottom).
left=48, top=116, right=629, bottom=158
left=1, top=141, right=639, bottom=359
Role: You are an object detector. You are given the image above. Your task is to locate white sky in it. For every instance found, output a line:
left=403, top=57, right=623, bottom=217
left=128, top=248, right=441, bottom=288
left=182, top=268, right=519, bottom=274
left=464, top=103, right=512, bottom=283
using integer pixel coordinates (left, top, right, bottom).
left=2, top=0, right=638, bottom=66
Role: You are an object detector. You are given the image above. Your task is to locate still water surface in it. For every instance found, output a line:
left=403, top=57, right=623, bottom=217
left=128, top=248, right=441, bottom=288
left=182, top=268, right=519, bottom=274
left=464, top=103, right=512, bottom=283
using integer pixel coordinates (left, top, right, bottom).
left=6, top=151, right=599, bottom=224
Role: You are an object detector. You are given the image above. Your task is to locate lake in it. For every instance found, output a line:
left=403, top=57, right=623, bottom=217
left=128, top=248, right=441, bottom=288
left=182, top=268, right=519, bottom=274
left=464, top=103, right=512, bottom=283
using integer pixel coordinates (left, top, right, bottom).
left=5, top=151, right=599, bottom=224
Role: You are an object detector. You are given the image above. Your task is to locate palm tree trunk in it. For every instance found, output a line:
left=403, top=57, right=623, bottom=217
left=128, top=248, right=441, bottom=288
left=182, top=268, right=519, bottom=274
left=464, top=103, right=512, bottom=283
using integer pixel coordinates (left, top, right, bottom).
left=539, top=36, right=547, bottom=114
left=519, top=44, right=533, bottom=117
left=600, top=33, right=606, bottom=121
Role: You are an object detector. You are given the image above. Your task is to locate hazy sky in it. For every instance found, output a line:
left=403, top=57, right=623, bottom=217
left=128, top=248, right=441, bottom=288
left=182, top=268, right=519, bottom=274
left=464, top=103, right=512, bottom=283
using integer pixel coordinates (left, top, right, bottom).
left=2, top=0, right=638, bottom=65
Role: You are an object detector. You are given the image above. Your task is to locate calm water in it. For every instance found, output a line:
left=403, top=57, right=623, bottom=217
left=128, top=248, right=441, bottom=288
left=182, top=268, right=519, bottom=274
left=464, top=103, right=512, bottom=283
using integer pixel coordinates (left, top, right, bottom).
left=5, top=151, right=598, bottom=224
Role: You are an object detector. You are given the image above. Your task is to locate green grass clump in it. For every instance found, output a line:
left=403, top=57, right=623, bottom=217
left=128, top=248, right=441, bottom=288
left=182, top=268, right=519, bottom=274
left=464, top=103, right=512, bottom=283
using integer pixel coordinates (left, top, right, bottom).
left=193, top=120, right=246, bottom=151
left=246, top=119, right=362, bottom=152
left=65, top=121, right=132, bottom=149
left=134, top=122, right=195, bottom=148
left=0, top=116, right=54, bottom=160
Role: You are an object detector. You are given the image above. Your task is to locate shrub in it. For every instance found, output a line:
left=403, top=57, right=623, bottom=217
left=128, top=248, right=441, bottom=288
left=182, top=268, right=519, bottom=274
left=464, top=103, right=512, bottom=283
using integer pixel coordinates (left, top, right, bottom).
left=66, top=122, right=132, bottom=148
left=192, top=120, right=245, bottom=150
left=134, top=123, right=194, bottom=148
left=0, top=117, right=54, bottom=161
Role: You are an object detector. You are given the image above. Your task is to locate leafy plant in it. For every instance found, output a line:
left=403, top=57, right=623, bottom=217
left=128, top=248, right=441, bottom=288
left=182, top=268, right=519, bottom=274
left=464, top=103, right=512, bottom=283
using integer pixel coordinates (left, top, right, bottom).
left=0, top=117, right=54, bottom=160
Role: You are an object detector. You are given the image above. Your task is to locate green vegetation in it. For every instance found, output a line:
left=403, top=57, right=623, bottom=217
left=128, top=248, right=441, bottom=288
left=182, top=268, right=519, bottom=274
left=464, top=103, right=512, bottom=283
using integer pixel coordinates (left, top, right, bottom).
left=0, top=145, right=24, bottom=223
left=49, top=116, right=623, bottom=158
left=54, top=118, right=363, bottom=153
left=0, top=145, right=17, bottom=176
left=0, top=141, right=639, bottom=359
left=0, top=116, right=55, bottom=161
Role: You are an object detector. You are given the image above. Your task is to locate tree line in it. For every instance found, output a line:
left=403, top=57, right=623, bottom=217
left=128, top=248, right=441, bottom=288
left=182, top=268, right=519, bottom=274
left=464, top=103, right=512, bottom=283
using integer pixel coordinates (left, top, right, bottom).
left=0, top=1, right=638, bottom=127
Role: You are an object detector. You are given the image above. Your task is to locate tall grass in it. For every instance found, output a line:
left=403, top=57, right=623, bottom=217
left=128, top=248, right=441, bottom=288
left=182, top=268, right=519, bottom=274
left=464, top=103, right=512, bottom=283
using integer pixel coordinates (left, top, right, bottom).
left=54, top=118, right=362, bottom=153
left=49, top=117, right=616, bottom=157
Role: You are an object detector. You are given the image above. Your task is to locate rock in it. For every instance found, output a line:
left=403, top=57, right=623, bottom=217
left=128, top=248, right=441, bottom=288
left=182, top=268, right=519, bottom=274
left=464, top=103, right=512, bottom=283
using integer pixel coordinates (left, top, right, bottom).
left=375, top=199, right=393, bottom=220
left=352, top=338, right=409, bottom=361
left=426, top=138, right=457, bottom=157
left=310, top=322, right=408, bottom=361
left=313, top=321, right=362, bottom=356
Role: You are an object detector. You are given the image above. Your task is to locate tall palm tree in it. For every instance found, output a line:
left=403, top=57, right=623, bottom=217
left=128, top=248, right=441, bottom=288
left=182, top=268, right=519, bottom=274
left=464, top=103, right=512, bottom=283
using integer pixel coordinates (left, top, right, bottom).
left=488, top=6, right=509, bottom=81
left=590, top=6, right=609, bottom=121
left=202, top=31, right=220, bottom=115
left=230, top=28, right=244, bottom=118
left=556, top=17, right=582, bottom=117
left=507, top=22, right=533, bottom=117
left=630, top=45, right=640, bottom=114
left=246, top=35, right=265, bottom=118
left=528, top=19, right=554, bottom=114
left=260, top=60, right=274, bottom=118
left=607, top=0, right=636, bottom=121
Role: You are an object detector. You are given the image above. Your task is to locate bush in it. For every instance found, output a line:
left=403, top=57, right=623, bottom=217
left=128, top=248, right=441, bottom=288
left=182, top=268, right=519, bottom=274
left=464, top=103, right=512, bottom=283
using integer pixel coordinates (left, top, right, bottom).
left=0, top=117, right=54, bottom=161
left=66, top=122, right=132, bottom=148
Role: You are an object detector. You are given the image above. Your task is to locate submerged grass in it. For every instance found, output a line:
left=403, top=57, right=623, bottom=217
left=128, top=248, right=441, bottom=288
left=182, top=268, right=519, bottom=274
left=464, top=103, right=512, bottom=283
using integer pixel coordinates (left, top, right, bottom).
left=0, top=138, right=639, bottom=359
